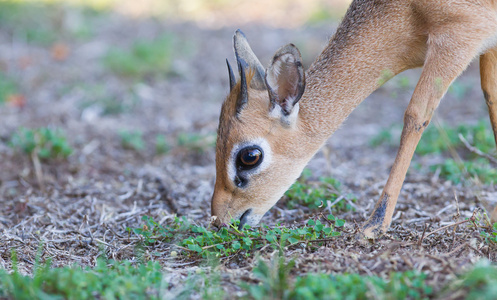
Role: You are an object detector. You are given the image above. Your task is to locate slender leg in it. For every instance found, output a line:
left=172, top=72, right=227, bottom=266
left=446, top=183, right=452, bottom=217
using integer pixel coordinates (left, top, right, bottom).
left=362, top=34, right=483, bottom=238
left=480, top=48, right=497, bottom=223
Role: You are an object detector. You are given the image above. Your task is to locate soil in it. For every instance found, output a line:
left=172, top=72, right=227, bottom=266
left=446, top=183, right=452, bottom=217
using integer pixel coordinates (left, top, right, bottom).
left=0, top=5, right=496, bottom=297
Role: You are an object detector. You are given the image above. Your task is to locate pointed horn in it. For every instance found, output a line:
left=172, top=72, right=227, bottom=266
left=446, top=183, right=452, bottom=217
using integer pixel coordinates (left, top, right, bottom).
left=236, top=59, right=248, bottom=114
left=226, top=59, right=236, bottom=92
left=233, top=29, right=266, bottom=90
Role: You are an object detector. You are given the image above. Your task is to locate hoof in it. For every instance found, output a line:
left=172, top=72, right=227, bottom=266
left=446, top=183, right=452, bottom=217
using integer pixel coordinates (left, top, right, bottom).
left=358, top=223, right=386, bottom=243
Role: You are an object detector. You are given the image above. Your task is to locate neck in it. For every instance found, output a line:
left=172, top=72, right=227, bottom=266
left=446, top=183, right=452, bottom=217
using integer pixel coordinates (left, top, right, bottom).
left=297, top=30, right=406, bottom=150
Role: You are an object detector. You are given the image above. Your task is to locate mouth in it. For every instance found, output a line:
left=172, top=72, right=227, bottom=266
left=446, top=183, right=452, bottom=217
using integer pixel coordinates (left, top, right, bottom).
left=238, top=209, right=252, bottom=230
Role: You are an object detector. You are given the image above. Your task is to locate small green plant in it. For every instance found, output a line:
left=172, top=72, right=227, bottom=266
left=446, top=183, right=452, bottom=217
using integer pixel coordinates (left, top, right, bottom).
left=9, top=127, right=72, bottom=160
left=415, top=120, right=495, bottom=156
left=177, top=132, right=216, bottom=153
left=245, top=255, right=295, bottom=300
left=370, top=120, right=495, bottom=156
left=245, top=258, right=434, bottom=300
left=104, top=35, right=175, bottom=79
left=480, top=222, right=497, bottom=245
left=126, top=215, right=191, bottom=244
left=285, top=174, right=355, bottom=212
left=128, top=215, right=344, bottom=258
left=369, top=128, right=394, bottom=147
left=119, top=130, right=145, bottom=151
left=155, top=134, right=170, bottom=155
left=432, top=158, right=497, bottom=185
left=440, top=260, right=497, bottom=299
left=0, top=251, right=165, bottom=299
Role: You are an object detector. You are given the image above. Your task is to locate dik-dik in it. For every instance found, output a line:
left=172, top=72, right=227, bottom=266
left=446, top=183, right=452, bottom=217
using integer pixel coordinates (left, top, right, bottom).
left=211, top=0, right=497, bottom=238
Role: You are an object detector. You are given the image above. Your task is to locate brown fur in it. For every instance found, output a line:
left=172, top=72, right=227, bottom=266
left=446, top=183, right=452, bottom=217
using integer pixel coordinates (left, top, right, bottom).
left=212, top=0, right=497, bottom=235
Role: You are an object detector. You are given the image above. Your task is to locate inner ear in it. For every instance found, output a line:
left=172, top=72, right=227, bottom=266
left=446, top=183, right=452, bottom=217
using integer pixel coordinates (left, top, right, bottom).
left=265, top=44, right=305, bottom=116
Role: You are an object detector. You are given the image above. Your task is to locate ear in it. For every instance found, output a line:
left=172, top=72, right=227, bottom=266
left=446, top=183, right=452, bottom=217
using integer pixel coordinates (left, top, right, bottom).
left=233, top=29, right=266, bottom=90
left=265, top=44, right=305, bottom=116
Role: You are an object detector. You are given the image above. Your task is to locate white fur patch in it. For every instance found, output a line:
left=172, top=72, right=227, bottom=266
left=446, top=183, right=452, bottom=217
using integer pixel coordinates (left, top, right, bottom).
left=269, top=102, right=300, bottom=128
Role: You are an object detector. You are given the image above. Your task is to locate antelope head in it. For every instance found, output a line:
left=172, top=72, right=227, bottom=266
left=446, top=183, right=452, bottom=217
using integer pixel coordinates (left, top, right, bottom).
left=211, top=30, right=309, bottom=228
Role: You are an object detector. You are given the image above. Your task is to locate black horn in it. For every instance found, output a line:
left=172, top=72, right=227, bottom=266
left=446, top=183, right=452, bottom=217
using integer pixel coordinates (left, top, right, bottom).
left=236, top=59, right=248, bottom=114
left=226, top=59, right=236, bottom=92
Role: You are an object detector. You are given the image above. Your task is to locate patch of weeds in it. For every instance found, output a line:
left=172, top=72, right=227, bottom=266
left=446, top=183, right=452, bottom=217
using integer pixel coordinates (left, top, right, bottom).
left=396, top=75, right=412, bottom=90
left=0, top=73, right=18, bottom=104
left=480, top=222, right=497, bottom=245
left=177, top=132, right=216, bottom=153
left=440, top=260, right=497, bottom=299
left=285, top=173, right=356, bottom=212
left=0, top=251, right=165, bottom=299
left=245, top=257, right=434, bottom=300
left=0, top=1, right=97, bottom=45
left=448, top=79, right=472, bottom=100
left=126, top=215, right=191, bottom=244
left=369, top=128, right=394, bottom=147
left=129, top=215, right=344, bottom=258
left=370, top=120, right=494, bottom=156
left=173, top=268, right=225, bottom=300
left=155, top=134, right=170, bottom=155
left=244, top=255, right=295, bottom=300
left=119, top=130, right=145, bottom=151
left=103, top=35, right=175, bottom=79
left=289, top=270, right=433, bottom=299
left=9, top=127, right=72, bottom=160
left=432, top=158, right=497, bottom=185
left=417, top=120, right=494, bottom=156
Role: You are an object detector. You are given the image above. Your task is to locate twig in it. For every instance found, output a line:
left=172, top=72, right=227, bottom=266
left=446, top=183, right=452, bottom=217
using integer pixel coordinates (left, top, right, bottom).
left=443, top=242, right=468, bottom=257
left=418, top=223, right=428, bottom=246
left=174, top=245, right=197, bottom=253
left=425, top=214, right=476, bottom=238
left=459, top=133, right=497, bottom=164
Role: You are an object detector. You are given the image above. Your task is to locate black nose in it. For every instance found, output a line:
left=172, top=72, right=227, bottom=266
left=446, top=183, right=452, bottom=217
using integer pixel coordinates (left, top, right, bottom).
left=238, top=209, right=252, bottom=230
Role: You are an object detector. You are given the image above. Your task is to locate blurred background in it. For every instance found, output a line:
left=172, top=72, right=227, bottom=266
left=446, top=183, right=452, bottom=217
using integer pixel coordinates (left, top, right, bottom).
left=0, top=0, right=494, bottom=247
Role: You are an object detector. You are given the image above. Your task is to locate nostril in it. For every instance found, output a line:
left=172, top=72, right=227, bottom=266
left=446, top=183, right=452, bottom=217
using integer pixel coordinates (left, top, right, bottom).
left=238, top=209, right=252, bottom=230
left=234, top=175, right=248, bottom=188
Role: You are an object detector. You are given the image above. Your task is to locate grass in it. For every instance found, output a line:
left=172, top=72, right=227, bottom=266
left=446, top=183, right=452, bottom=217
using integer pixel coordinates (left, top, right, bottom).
left=0, top=252, right=166, bottom=299
left=176, top=132, right=216, bottom=153
left=9, top=127, right=73, bottom=160
left=285, top=170, right=356, bottom=212
left=416, top=120, right=494, bottom=156
left=1, top=216, right=496, bottom=299
left=370, top=120, right=497, bottom=184
left=370, top=120, right=495, bottom=155
left=103, top=35, right=176, bottom=79
left=79, top=84, right=139, bottom=116
left=432, top=158, right=497, bottom=185
left=480, top=222, right=497, bottom=245
left=3, top=253, right=496, bottom=299
left=0, top=1, right=98, bottom=46
left=246, top=256, right=434, bottom=300
left=118, top=131, right=213, bottom=154
left=155, top=134, right=170, bottom=155
left=128, top=215, right=344, bottom=258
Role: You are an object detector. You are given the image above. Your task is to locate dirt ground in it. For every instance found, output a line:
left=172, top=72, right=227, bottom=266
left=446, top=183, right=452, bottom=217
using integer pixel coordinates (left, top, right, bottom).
left=1, top=2, right=496, bottom=297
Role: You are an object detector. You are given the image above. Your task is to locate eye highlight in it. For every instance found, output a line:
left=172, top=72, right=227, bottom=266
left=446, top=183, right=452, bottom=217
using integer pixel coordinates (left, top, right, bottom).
left=236, top=146, right=263, bottom=171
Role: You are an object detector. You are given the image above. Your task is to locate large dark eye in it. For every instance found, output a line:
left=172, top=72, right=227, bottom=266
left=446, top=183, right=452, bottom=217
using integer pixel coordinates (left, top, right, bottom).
left=237, top=146, right=263, bottom=170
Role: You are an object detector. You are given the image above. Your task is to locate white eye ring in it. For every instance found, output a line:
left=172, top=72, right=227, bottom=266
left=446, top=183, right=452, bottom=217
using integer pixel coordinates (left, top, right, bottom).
left=227, top=138, right=272, bottom=187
